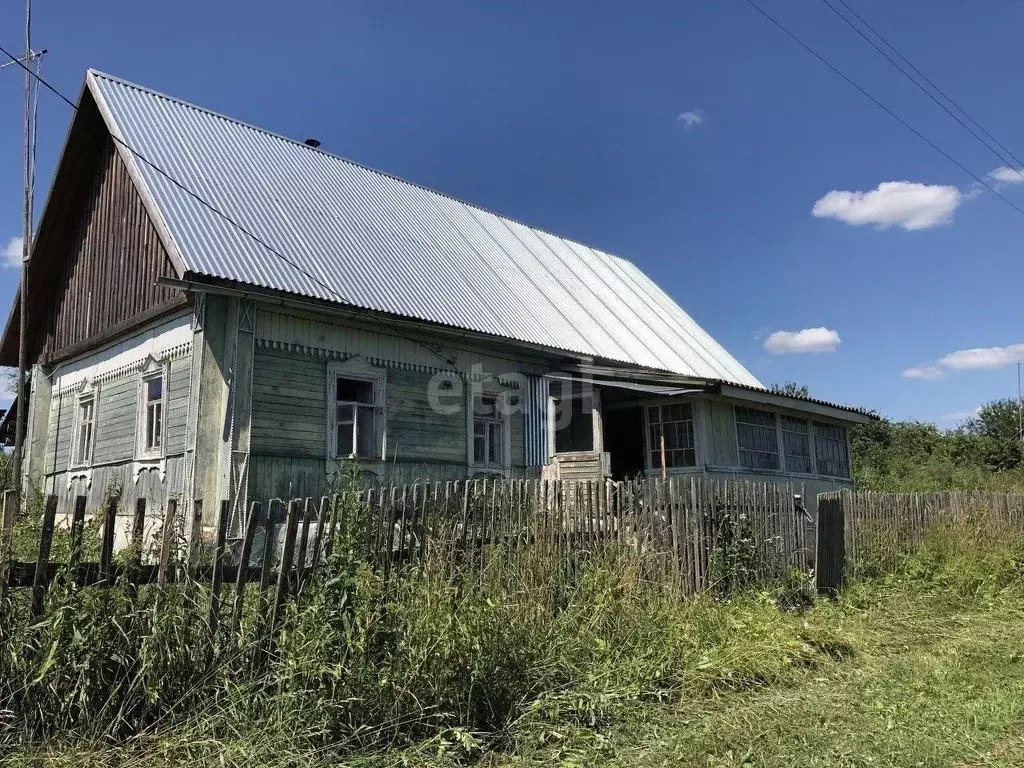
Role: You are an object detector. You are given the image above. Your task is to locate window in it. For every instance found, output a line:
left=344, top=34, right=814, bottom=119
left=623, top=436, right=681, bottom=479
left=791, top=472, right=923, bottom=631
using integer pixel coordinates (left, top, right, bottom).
left=473, top=393, right=505, bottom=467
left=647, top=403, right=696, bottom=469
left=814, top=422, right=850, bottom=478
left=736, top=406, right=780, bottom=470
left=334, top=377, right=376, bottom=459
left=781, top=416, right=812, bottom=474
left=73, top=396, right=95, bottom=467
left=138, top=372, right=165, bottom=458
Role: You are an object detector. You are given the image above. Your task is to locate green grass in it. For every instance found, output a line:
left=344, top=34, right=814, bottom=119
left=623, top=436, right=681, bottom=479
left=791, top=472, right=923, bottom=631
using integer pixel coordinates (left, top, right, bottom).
left=499, top=586, right=1024, bottom=768
left=3, top=507, right=1024, bottom=767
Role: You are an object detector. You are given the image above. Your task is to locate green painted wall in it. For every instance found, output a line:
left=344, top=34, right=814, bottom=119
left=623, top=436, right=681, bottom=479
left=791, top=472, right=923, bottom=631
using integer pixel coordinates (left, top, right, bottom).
left=250, top=348, right=326, bottom=457
left=45, top=354, right=193, bottom=473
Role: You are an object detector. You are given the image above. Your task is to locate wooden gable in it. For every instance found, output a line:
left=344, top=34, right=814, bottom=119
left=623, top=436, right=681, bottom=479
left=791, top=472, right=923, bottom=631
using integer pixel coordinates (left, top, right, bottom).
left=0, top=89, right=186, bottom=367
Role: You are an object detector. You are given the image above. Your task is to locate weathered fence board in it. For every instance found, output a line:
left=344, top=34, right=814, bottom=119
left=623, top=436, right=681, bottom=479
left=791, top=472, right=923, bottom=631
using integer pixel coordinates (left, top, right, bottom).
left=817, top=489, right=1024, bottom=586
left=4, top=478, right=815, bottom=626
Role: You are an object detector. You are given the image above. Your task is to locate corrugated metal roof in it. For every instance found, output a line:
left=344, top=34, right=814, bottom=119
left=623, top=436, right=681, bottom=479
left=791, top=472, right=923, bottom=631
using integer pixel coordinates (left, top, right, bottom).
left=87, top=70, right=763, bottom=387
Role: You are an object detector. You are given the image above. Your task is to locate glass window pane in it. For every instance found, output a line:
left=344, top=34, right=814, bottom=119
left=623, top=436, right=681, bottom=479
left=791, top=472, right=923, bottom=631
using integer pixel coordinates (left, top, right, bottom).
left=337, top=377, right=374, bottom=404
left=476, top=395, right=497, bottom=416
left=152, top=403, right=162, bottom=448
left=336, top=404, right=354, bottom=424
left=474, top=421, right=486, bottom=437
left=356, top=407, right=375, bottom=457
left=488, top=422, right=502, bottom=465
left=474, top=435, right=486, bottom=464
left=147, top=376, right=163, bottom=402
left=337, top=423, right=354, bottom=456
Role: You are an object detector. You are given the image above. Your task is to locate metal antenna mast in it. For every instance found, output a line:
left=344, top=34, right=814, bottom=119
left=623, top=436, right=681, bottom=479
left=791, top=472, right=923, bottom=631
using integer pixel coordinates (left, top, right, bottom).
left=12, top=0, right=43, bottom=498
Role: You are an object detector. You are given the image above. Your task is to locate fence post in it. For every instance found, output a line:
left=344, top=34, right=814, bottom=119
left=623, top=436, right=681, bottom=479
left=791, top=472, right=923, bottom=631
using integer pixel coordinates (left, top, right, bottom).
left=815, top=492, right=845, bottom=595
left=208, top=500, right=230, bottom=638
left=270, top=499, right=301, bottom=635
left=0, top=490, right=17, bottom=601
left=127, top=498, right=147, bottom=597
left=232, top=501, right=261, bottom=634
left=31, top=495, right=59, bottom=616
left=188, top=499, right=204, bottom=578
left=98, top=496, right=119, bottom=585
left=69, top=495, right=87, bottom=585
left=157, top=499, right=179, bottom=587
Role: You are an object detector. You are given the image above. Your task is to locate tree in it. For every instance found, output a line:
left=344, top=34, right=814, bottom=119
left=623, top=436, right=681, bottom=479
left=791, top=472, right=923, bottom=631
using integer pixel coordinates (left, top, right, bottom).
left=962, top=398, right=1023, bottom=471
left=770, top=381, right=809, bottom=398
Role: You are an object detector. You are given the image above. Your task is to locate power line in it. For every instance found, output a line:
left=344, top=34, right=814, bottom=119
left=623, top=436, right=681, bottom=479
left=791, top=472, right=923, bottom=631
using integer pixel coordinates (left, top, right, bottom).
left=830, top=0, right=1024, bottom=174
left=739, top=0, right=1024, bottom=219
left=817, top=0, right=1024, bottom=183
left=0, top=42, right=460, bottom=370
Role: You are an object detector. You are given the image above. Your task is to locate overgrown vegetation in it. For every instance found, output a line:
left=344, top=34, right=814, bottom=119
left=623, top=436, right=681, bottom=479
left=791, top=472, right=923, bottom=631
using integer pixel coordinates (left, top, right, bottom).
left=0, top=474, right=824, bottom=764
left=851, top=400, right=1024, bottom=491
left=2, top=493, right=1021, bottom=766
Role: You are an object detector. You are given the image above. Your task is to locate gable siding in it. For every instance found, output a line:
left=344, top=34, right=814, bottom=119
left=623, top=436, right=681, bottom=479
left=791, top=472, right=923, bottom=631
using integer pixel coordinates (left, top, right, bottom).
left=18, top=100, right=185, bottom=367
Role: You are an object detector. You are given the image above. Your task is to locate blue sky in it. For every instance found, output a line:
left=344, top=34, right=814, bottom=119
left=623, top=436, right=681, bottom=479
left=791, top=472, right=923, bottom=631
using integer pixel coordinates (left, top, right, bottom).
left=1, top=0, right=1023, bottom=425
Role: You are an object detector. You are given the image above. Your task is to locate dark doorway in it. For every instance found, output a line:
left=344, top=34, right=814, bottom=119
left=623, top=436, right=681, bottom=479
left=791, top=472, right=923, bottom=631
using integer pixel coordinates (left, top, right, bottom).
left=603, top=405, right=646, bottom=480
left=553, top=396, right=594, bottom=453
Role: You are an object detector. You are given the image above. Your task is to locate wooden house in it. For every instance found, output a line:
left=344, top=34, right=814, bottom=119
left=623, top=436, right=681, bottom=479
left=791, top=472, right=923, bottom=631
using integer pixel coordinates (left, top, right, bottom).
left=0, top=71, right=871, bottom=526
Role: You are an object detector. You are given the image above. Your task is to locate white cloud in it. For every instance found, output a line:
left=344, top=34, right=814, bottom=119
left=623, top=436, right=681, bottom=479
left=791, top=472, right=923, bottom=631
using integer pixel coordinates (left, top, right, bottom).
left=811, top=181, right=961, bottom=231
left=2, top=236, right=23, bottom=268
left=938, top=343, right=1024, bottom=371
left=763, top=327, right=840, bottom=354
left=902, top=342, right=1024, bottom=383
left=901, top=365, right=944, bottom=381
left=676, top=109, right=704, bottom=129
left=941, top=407, right=980, bottom=424
left=987, top=167, right=1024, bottom=184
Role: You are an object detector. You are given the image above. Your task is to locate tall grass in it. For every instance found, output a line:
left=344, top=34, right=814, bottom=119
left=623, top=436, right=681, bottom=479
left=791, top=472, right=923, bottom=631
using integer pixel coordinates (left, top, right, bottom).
left=0, top=485, right=824, bottom=763
left=4, top=488, right=1021, bottom=766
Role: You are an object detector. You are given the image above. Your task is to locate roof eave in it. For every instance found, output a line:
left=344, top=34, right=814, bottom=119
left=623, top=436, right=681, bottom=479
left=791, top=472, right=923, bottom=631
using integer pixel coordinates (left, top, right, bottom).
left=715, top=383, right=875, bottom=423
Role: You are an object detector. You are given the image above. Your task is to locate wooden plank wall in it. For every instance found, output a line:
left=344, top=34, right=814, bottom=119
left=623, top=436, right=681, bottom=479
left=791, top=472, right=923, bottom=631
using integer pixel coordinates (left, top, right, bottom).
left=248, top=346, right=529, bottom=500
left=20, top=94, right=185, bottom=366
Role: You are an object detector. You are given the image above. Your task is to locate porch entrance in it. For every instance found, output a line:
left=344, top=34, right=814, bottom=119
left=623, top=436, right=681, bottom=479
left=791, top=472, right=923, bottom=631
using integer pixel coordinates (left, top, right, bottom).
left=602, top=404, right=646, bottom=480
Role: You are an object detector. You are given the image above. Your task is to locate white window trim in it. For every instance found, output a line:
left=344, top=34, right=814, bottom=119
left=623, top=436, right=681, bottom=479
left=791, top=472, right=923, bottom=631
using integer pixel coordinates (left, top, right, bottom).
left=642, top=399, right=699, bottom=473
left=70, top=379, right=99, bottom=471
left=326, top=357, right=386, bottom=464
left=467, top=379, right=513, bottom=475
left=135, top=356, right=169, bottom=462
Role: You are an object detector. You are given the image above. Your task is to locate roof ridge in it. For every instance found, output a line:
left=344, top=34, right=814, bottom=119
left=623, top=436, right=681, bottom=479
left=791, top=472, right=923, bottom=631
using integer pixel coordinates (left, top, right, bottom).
left=86, top=68, right=638, bottom=270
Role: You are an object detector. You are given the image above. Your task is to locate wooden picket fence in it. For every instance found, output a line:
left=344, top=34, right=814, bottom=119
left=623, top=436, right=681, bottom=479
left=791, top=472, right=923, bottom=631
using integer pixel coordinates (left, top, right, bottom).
left=0, top=477, right=815, bottom=632
left=816, top=489, right=1024, bottom=590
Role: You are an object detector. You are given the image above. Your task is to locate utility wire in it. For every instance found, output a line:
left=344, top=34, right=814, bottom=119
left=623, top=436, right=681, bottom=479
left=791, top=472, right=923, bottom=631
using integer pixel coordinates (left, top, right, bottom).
left=830, top=0, right=1024, bottom=173
left=0, top=42, right=460, bottom=370
left=739, top=0, right=1024, bottom=219
left=817, top=0, right=1024, bottom=183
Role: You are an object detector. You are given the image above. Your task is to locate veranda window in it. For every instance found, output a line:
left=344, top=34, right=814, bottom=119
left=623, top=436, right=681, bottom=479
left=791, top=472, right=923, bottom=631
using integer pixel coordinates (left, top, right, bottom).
left=736, top=406, right=780, bottom=471
left=646, top=403, right=696, bottom=469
